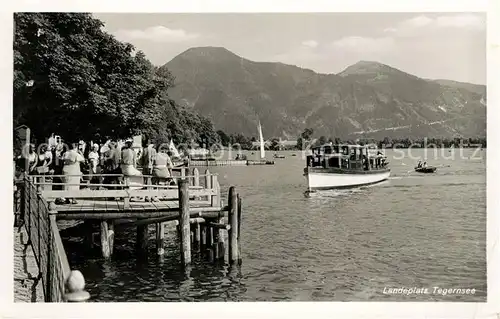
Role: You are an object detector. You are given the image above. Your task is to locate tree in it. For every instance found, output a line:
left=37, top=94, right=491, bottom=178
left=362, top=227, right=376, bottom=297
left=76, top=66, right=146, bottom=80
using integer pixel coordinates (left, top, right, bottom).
left=296, top=137, right=303, bottom=150
left=14, top=13, right=219, bottom=146
left=301, top=128, right=314, bottom=140
left=217, top=130, right=230, bottom=146
left=318, top=135, right=327, bottom=146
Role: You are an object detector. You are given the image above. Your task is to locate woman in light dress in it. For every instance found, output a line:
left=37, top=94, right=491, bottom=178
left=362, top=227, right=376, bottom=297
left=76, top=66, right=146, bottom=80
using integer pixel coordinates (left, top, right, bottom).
left=120, top=140, right=143, bottom=188
left=36, top=144, right=53, bottom=174
left=62, top=143, right=85, bottom=204
left=152, top=146, right=175, bottom=186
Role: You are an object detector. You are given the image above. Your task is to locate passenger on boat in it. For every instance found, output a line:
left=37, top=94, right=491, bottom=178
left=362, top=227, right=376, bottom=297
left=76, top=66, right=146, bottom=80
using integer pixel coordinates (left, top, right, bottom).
left=423, top=161, right=427, bottom=168
left=417, top=160, right=422, bottom=168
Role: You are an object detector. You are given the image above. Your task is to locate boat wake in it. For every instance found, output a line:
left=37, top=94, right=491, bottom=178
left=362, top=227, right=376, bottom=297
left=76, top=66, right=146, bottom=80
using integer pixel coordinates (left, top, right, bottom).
left=305, top=188, right=361, bottom=198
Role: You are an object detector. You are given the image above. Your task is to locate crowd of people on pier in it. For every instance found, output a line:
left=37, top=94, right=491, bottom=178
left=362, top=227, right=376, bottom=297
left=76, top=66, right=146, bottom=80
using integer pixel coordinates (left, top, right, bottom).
left=15, top=137, right=180, bottom=204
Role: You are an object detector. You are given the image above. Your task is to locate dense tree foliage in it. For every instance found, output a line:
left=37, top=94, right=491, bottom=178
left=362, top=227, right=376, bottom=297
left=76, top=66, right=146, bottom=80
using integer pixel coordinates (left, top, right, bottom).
left=14, top=13, right=219, bottom=147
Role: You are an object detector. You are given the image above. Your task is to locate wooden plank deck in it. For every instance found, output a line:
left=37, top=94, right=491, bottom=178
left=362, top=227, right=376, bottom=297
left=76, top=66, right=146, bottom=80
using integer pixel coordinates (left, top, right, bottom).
left=53, top=198, right=214, bottom=212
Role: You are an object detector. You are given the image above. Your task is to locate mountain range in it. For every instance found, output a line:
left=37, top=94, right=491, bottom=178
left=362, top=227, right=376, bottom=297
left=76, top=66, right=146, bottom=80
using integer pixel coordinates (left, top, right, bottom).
left=165, top=46, right=486, bottom=140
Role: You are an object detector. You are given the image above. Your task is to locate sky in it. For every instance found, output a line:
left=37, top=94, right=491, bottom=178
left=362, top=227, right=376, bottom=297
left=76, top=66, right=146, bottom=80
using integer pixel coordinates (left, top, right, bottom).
left=94, top=13, right=486, bottom=85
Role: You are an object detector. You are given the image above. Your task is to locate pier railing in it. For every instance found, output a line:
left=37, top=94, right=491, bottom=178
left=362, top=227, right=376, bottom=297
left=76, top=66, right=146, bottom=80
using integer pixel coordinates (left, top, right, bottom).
left=18, top=177, right=90, bottom=302
left=30, top=168, right=220, bottom=208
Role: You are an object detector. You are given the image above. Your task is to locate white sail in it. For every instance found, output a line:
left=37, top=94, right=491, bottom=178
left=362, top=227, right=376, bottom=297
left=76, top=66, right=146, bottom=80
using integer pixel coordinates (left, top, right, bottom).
left=258, top=121, right=265, bottom=159
left=169, top=140, right=181, bottom=158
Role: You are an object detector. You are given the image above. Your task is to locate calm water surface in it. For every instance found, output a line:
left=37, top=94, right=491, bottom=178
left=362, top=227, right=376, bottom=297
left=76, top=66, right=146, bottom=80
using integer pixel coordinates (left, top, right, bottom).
left=64, top=149, right=486, bottom=301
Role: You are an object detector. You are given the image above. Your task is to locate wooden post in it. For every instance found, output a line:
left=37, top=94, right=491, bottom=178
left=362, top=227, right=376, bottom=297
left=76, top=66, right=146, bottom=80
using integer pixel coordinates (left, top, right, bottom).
left=237, top=195, right=242, bottom=264
left=228, top=187, right=239, bottom=264
left=41, top=175, right=46, bottom=192
left=178, top=179, right=191, bottom=266
left=181, top=168, right=186, bottom=180
left=205, top=224, right=213, bottom=261
left=156, top=222, right=165, bottom=255
left=201, top=224, right=207, bottom=247
left=204, top=169, right=211, bottom=203
left=108, top=221, right=115, bottom=256
left=136, top=223, right=149, bottom=255
left=219, top=210, right=226, bottom=262
left=24, top=128, right=30, bottom=174
left=83, top=221, right=94, bottom=251
left=193, top=168, right=200, bottom=187
left=123, top=177, right=130, bottom=209
left=194, top=223, right=201, bottom=252
left=100, top=220, right=113, bottom=259
left=193, top=168, right=200, bottom=200
left=210, top=175, right=219, bottom=207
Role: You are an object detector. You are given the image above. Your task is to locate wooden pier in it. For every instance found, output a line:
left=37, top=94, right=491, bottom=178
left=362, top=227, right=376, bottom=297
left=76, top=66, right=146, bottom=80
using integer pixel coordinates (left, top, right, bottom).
left=29, top=168, right=243, bottom=266
left=188, top=159, right=275, bottom=166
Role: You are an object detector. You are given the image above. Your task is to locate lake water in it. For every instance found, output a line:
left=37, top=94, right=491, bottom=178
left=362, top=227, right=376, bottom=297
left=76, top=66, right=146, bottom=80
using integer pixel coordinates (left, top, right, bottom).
left=64, top=148, right=487, bottom=301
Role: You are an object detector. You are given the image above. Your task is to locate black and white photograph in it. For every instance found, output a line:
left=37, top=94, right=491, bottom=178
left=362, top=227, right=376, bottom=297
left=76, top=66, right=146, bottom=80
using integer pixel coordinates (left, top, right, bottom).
left=4, top=0, right=499, bottom=317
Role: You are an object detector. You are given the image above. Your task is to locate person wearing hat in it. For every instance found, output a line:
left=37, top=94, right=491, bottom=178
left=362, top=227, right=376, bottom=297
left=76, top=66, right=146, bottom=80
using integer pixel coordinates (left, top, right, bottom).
left=61, top=142, right=85, bottom=204
left=87, top=144, right=101, bottom=185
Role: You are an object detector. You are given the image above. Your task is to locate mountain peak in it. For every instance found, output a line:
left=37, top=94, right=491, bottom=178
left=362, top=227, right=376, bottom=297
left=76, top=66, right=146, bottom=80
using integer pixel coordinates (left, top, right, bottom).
left=176, top=46, right=242, bottom=60
left=338, top=60, right=403, bottom=77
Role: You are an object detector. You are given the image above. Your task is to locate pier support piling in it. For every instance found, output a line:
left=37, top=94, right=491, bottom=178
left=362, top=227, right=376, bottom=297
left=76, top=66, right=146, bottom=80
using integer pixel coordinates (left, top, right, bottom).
left=228, top=187, right=239, bottom=264
left=237, top=195, right=242, bottom=264
left=178, top=179, right=191, bottom=266
left=136, top=223, right=149, bottom=255
left=156, top=222, right=165, bottom=255
left=100, top=220, right=114, bottom=259
left=214, top=211, right=226, bottom=262
left=83, top=220, right=95, bottom=251
left=194, top=223, right=201, bottom=251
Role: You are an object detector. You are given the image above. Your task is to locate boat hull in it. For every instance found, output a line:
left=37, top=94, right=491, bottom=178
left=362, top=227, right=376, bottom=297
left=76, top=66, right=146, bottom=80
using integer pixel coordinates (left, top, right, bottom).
left=414, top=167, right=437, bottom=173
left=305, top=168, right=390, bottom=191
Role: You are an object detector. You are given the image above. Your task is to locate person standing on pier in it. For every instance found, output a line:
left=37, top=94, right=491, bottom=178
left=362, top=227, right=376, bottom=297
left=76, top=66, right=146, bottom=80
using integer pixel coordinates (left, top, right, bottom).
left=121, top=140, right=142, bottom=176
left=88, top=144, right=100, bottom=185
left=140, top=140, right=157, bottom=202
left=36, top=144, right=52, bottom=175
left=19, top=144, right=38, bottom=174
left=152, top=144, right=175, bottom=186
left=61, top=143, right=85, bottom=204
left=141, top=140, right=156, bottom=176
left=121, top=140, right=143, bottom=192
left=103, top=141, right=122, bottom=187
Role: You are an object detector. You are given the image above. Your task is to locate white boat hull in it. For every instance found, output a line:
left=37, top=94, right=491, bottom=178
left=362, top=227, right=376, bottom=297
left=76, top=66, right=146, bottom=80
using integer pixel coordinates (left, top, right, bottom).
left=305, top=169, right=390, bottom=191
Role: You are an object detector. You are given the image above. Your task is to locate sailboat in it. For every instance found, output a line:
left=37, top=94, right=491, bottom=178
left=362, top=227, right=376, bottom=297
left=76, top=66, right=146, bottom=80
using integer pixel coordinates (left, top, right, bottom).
left=247, top=121, right=275, bottom=165
left=169, top=140, right=181, bottom=159
left=258, top=120, right=265, bottom=159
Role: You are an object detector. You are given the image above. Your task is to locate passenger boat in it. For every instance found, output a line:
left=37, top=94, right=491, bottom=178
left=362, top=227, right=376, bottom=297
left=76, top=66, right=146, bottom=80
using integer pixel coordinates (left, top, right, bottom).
left=414, top=166, right=437, bottom=173
left=304, top=144, right=390, bottom=191
left=273, top=153, right=286, bottom=159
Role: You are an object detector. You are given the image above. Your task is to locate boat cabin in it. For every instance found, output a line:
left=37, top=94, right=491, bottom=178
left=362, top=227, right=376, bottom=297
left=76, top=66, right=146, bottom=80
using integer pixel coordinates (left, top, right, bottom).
left=306, top=144, right=387, bottom=171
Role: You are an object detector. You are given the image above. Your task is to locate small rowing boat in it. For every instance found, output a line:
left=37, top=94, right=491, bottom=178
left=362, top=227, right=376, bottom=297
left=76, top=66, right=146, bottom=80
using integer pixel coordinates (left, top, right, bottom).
left=414, top=166, right=437, bottom=173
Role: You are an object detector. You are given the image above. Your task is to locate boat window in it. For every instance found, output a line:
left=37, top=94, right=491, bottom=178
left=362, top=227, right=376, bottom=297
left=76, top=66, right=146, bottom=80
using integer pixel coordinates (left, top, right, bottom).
left=333, top=145, right=340, bottom=154
left=341, top=146, right=349, bottom=155
left=324, top=146, right=332, bottom=154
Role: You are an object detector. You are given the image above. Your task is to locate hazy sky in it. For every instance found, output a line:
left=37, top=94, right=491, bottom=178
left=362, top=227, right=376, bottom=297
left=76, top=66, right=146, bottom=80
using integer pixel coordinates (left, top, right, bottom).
left=94, top=13, right=486, bottom=84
